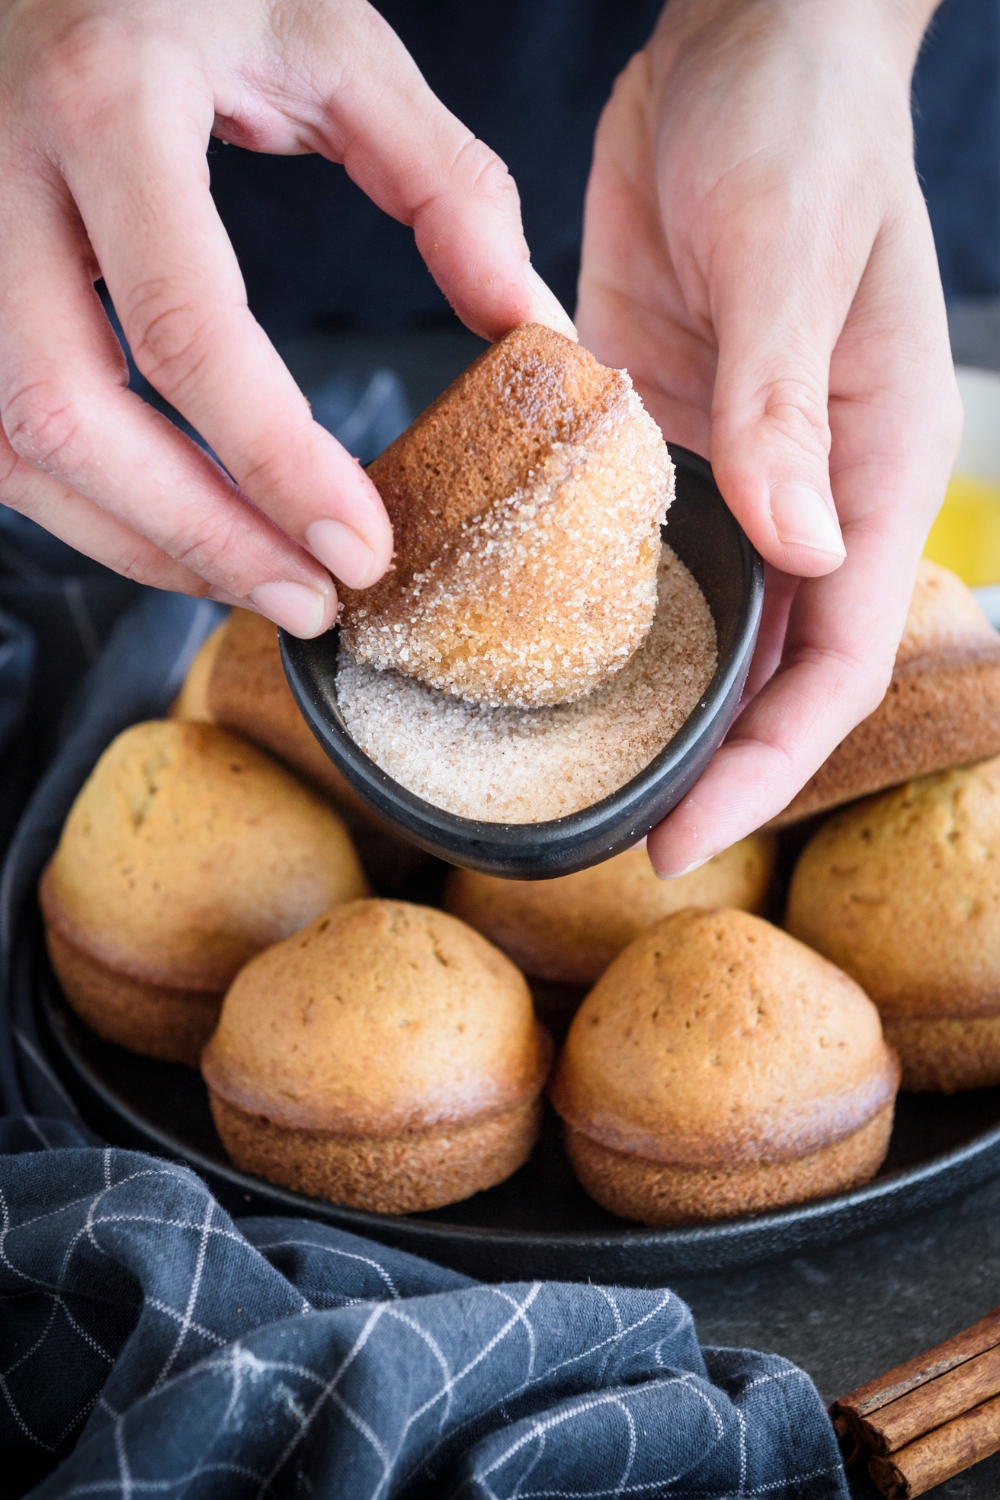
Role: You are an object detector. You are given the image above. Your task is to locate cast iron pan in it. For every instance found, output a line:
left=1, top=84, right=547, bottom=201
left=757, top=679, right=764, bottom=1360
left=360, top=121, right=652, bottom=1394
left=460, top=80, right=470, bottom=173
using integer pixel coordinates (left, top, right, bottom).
left=37, top=967, right=1000, bottom=1285
left=279, top=445, right=764, bottom=879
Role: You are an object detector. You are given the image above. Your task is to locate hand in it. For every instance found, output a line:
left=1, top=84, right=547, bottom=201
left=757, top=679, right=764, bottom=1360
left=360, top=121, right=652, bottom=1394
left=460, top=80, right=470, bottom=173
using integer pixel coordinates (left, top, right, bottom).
left=576, top=0, right=962, bottom=874
left=0, top=0, right=574, bottom=636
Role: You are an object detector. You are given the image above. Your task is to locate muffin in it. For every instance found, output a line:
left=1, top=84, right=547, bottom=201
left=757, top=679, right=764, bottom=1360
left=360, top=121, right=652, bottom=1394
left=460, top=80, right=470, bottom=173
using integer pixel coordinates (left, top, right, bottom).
left=170, top=621, right=225, bottom=722
left=203, top=607, right=363, bottom=810
left=786, top=758, right=1000, bottom=1091
left=549, top=908, right=899, bottom=1225
left=40, top=720, right=368, bottom=1066
left=177, top=606, right=427, bottom=890
left=772, top=559, right=1000, bottom=827
left=202, top=899, right=552, bottom=1213
left=339, top=323, right=674, bottom=708
left=445, top=834, right=775, bottom=987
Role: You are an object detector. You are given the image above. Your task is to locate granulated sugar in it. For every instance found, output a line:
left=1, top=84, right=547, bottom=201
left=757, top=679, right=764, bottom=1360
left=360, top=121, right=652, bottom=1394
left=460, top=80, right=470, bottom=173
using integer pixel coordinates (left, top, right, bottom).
left=335, top=544, right=716, bottom=823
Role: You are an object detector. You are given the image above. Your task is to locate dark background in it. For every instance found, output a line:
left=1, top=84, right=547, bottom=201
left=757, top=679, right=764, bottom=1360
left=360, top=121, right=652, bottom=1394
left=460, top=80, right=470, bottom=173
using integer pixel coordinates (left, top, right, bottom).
left=206, top=0, right=1000, bottom=338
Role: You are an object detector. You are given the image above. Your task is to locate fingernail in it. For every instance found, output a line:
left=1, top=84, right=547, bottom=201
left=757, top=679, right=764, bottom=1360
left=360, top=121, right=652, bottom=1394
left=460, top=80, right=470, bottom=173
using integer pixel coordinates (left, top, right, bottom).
left=655, top=855, right=712, bottom=882
left=306, top=518, right=379, bottom=589
left=524, top=264, right=578, bottom=341
left=249, top=580, right=328, bottom=638
left=770, top=483, right=846, bottom=558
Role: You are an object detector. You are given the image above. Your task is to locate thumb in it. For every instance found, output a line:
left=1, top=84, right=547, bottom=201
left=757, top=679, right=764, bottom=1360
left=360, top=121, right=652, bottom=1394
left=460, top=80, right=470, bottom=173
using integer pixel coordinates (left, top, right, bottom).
left=308, top=1, right=576, bottom=342
left=708, top=285, right=847, bottom=578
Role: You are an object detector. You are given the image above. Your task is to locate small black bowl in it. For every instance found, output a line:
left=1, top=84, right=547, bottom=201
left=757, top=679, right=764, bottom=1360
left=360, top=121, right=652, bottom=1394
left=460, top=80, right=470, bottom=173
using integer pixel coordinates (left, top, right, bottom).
left=280, top=444, right=763, bottom=879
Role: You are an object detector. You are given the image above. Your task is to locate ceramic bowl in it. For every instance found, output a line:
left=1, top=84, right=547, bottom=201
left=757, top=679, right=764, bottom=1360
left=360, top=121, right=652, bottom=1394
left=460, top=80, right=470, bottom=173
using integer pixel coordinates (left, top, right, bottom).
left=279, top=444, right=763, bottom=879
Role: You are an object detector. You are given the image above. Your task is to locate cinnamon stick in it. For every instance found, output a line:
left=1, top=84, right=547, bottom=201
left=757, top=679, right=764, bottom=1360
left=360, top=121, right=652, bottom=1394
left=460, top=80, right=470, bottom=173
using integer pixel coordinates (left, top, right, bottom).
left=852, top=1342, right=1000, bottom=1455
left=868, top=1390, right=1000, bottom=1499
left=830, top=1304, right=1000, bottom=1425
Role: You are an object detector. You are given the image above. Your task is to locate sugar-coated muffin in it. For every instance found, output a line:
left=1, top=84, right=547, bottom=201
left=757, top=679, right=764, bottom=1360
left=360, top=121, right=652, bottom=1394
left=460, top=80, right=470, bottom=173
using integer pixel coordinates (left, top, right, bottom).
left=549, top=908, right=898, bottom=1225
left=773, top=560, right=1000, bottom=827
left=40, top=720, right=368, bottom=1066
left=339, top=324, right=674, bottom=709
left=786, top=759, right=1000, bottom=1091
left=444, top=834, right=776, bottom=986
left=202, top=900, right=552, bottom=1214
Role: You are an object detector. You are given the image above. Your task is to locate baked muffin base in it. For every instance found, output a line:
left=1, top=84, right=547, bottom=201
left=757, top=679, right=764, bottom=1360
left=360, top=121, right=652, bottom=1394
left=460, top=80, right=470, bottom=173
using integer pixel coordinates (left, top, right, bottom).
left=46, top=925, right=222, bottom=1068
left=208, top=1091, right=543, bottom=1214
left=883, top=1015, right=1000, bottom=1093
left=563, top=1102, right=895, bottom=1227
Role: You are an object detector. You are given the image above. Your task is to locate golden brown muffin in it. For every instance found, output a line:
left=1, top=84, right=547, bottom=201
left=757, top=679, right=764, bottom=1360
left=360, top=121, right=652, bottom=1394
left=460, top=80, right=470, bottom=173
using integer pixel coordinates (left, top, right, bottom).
left=772, top=560, right=1000, bottom=827
left=169, top=623, right=225, bottom=722
left=786, top=758, right=1000, bottom=1091
left=199, top=607, right=427, bottom=890
left=549, top=908, right=898, bottom=1225
left=339, top=324, right=674, bottom=708
left=444, top=834, right=776, bottom=987
left=40, top=720, right=368, bottom=1066
left=205, top=608, right=361, bottom=809
left=202, top=899, right=552, bottom=1213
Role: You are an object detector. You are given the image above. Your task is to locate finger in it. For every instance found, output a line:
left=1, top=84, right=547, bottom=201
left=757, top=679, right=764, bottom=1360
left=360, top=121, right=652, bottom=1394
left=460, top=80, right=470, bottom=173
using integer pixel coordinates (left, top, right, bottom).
left=0, top=180, right=337, bottom=635
left=577, top=50, right=716, bottom=455
left=739, top=565, right=799, bottom=705
left=0, top=432, right=323, bottom=620
left=255, top=0, right=577, bottom=342
left=649, top=201, right=962, bottom=875
left=0, top=433, right=208, bottom=595
left=705, top=178, right=882, bottom=577
left=53, top=71, right=392, bottom=597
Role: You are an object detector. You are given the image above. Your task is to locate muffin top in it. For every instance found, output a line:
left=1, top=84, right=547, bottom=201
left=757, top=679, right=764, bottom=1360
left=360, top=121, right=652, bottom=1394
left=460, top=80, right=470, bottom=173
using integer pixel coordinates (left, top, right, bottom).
left=339, top=323, right=673, bottom=709
left=550, top=908, right=897, bottom=1168
left=202, top=899, right=551, bottom=1135
left=896, top=558, right=997, bottom=667
left=40, top=719, right=367, bottom=991
left=786, top=758, right=1000, bottom=1019
left=444, top=835, right=775, bottom=986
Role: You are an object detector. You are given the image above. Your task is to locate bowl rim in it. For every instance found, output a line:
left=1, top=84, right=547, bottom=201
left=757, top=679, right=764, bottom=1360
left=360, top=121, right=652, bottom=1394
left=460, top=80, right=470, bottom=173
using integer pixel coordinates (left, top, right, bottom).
left=279, top=444, right=764, bottom=876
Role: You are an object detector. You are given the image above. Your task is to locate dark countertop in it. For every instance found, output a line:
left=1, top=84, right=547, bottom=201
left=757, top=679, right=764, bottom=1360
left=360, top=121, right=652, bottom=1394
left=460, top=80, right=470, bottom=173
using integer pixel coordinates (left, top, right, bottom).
left=675, top=1176, right=1000, bottom=1498
left=273, top=308, right=1000, bottom=1500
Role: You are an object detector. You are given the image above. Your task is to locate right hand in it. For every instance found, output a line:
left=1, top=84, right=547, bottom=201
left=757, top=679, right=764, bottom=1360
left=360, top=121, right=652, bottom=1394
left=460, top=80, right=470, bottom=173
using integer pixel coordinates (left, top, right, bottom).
left=0, top=0, right=574, bottom=635
left=576, top=0, right=960, bottom=867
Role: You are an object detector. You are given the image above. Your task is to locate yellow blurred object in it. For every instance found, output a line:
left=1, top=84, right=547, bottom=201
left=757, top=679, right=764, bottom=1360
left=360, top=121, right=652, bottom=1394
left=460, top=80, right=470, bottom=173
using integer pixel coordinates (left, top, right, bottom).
left=924, top=471, right=1000, bottom=587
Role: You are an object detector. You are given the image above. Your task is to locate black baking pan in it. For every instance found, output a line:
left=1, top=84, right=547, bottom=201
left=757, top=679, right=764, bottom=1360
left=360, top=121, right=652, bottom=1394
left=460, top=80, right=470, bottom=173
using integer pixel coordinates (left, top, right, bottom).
left=37, top=965, right=1000, bottom=1285
left=279, top=444, right=764, bottom=879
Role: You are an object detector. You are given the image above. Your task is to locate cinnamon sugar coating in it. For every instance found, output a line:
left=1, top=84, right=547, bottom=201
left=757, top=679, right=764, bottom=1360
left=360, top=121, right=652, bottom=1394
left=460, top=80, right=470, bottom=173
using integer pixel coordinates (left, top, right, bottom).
left=336, top=544, right=715, bottom=823
left=339, top=324, right=674, bottom=708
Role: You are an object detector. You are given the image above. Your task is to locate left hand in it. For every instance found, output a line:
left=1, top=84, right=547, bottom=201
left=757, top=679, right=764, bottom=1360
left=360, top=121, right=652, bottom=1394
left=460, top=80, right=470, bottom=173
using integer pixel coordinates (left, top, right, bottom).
left=577, top=0, right=962, bottom=875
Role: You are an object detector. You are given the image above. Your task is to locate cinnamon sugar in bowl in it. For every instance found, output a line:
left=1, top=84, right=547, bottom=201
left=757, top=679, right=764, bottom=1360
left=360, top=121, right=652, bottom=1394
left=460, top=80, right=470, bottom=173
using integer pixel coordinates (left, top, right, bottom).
left=281, top=443, right=762, bottom=878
